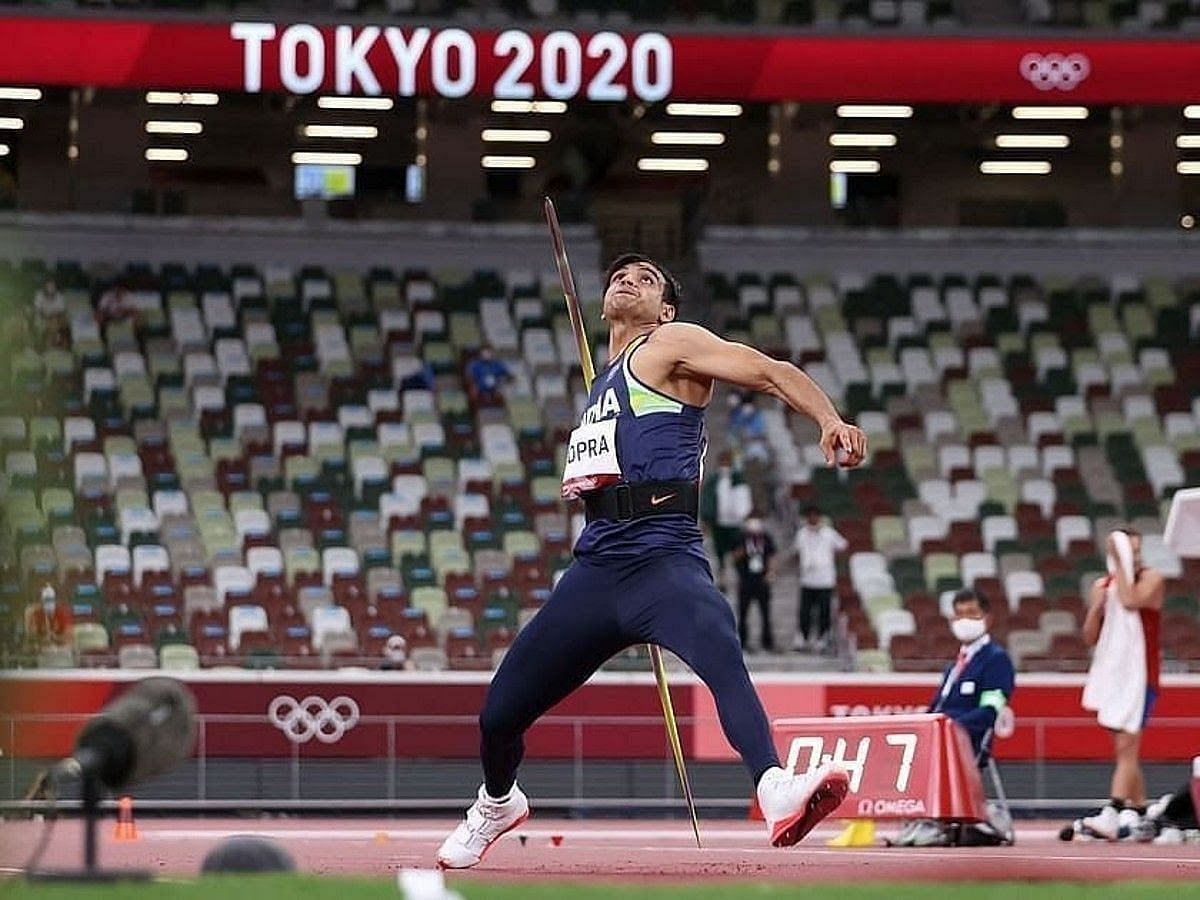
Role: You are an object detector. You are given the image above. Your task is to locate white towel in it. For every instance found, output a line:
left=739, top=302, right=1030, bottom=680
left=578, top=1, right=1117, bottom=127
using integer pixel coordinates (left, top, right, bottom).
left=1082, top=531, right=1146, bottom=733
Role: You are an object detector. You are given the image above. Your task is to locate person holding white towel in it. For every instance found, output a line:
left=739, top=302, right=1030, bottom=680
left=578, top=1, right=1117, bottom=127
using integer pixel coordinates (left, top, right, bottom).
left=1080, top=527, right=1164, bottom=839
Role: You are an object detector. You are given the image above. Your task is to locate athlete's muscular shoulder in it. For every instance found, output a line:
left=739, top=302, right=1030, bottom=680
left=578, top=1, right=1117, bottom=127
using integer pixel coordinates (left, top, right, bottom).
left=632, top=323, right=718, bottom=405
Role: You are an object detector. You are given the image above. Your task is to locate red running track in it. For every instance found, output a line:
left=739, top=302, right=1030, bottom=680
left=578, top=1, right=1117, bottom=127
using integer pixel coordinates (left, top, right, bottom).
left=1, top=818, right=1197, bottom=884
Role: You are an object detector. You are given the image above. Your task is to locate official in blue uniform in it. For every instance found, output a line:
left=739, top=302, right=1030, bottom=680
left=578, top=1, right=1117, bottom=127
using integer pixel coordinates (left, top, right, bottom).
left=929, top=588, right=1016, bottom=762
left=437, top=254, right=868, bottom=868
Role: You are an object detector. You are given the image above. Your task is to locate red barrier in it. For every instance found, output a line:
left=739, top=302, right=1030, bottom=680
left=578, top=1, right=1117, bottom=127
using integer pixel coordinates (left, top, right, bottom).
left=769, top=714, right=988, bottom=822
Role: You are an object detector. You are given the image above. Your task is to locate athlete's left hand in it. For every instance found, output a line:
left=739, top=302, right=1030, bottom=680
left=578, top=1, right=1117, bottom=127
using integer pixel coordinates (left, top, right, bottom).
left=819, top=419, right=867, bottom=468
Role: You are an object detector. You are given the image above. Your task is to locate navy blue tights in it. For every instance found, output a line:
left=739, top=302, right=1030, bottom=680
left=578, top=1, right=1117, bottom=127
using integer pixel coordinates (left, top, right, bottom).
left=479, top=553, right=779, bottom=798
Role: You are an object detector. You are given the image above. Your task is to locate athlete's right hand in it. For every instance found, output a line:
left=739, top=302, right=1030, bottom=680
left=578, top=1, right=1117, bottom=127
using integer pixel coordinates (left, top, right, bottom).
left=819, top=419, right=867, bottom=468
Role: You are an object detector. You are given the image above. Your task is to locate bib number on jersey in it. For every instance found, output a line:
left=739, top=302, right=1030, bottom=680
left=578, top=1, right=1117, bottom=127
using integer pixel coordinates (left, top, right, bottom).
left=561, top=418, right=621, bottom=499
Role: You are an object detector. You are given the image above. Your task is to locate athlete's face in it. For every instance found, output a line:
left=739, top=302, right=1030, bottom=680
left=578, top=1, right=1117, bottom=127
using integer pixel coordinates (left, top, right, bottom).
left=603, top=262, right=676, bottom=325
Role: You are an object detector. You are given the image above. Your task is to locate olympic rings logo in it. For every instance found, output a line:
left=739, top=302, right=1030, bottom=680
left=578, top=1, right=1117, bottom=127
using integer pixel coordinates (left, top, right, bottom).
left=1019, top=53, right=1091, bottom=91
left=267, top=694, right=361, bottom=744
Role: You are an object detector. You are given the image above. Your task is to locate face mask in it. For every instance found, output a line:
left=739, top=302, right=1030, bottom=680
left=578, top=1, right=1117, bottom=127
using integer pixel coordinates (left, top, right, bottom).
left=745, top=519, right=763, bottom=534
left=950, top=617, right=987, bottom=644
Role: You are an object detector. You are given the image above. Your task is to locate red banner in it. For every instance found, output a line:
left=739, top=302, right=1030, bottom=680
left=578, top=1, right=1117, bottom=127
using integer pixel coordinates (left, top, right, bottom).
left=2, top=672, right=1198, bottom=762
left=0, top=18, right=1198, bottom=103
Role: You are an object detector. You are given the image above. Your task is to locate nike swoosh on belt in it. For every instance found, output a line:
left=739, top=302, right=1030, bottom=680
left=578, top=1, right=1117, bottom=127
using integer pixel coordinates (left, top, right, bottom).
left=649, top=493, right=677, bottom=506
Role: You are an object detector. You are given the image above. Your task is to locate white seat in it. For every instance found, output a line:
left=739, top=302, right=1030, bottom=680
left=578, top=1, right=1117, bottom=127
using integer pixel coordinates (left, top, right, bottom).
left=323, top=547, right=360, bottom=585
left=960, top=551, right=998, bottom=587
left=367, top=389, right=400, bottom=414
left=309, top=421, right=344, bottom=451
left=83, top=368, right=117, bottom=402
left=457, top=458, right=493, bottom=487
left=233, top=404, right=268, bottom=436
left=981, top=516, right=1017, bottom=553
left=74, top=452, right=108, bottom=491
left=95, top=544, right=132, bottom=583
left=1008, top=629, right=1051, bottom=669
left=246, top=546, right=284, bottom=579
left=108, top=453, right=144, bottom=490
left=1056, top=515, right=1093, bottom=555
left=455, top=493, right=491, bottom=529
left=917, top=479, right=953, bottom=511
left=353, top=456, right=389, bottom=499
left=1041, top=445, right=1076, bottom=478
left=119, top=507, right=159, bottom=544
left=64, top=417, right=97, bottom=451
left=908, top=515, right=948, bottom=553
left=234, top=508, right=272, bottom=541
left=1007, top=445, right=1040, bottom=478
left=924, top=411, right=958, bottom=443
left=152, top=490, right=189, bottom=520
left=214, top=565, right=255, bottom=604
left=228, top=604, right=269, bottom=650
left=378, top=422, right=412, bottom=448
left=338, top=405, right=374, bottom=432
left=412, top=422, right=445, bottom=449
left=311, top=605, right=353, bottom=651
left=875, top=609, right=916, bottom=650
left=1019, top=479, right=1056, bottom=518
left=1003, top=571, right=1044, bottom=612
left=131, top=544, right=170, bottom=587
left=274, top=420, right=307, bottom=456
left=973, top=445, right=1005, bottom=474
left=938, top=445, right=971, bottom=478
left=1039, top=610, right=1077, bottom=637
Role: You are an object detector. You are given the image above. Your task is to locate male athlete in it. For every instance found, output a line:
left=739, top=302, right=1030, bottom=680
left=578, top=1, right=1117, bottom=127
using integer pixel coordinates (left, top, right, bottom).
left=437, top=254, right=868, bottom=868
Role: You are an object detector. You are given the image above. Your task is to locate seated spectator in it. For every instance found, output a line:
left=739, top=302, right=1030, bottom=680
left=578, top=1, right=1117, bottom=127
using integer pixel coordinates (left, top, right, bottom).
left=728, top=392, right=769, bottom=464
left=400, top=361, right=436, bottom=393
left=378, top=633, right=412, bottom=671
left=33, top=278, right=67, bottom=347
left=466, top=345, right=511, bottom=405
left=25, top=585, right=72, bottom=649
left=97, top=283, right=136, bottom=325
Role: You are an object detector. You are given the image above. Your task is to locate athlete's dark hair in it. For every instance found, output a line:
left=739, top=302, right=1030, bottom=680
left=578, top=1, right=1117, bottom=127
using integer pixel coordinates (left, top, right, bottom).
left=952, top=587, right=990, bottom=613
left=605, top=253, right=682, bottom=310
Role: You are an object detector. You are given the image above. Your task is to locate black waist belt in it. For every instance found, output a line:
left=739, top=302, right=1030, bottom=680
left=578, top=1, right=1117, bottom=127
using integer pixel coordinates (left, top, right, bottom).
left=583, top=481, right=700, bottom=523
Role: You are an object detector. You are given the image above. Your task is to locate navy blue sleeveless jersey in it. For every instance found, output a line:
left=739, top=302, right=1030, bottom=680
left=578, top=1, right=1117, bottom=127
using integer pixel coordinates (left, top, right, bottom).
left=571, top=333, right=709, bottom=564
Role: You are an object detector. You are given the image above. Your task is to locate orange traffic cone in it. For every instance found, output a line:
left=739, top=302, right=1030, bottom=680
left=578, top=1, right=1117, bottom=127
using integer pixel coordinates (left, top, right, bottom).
left=113, top=795, right=138, bottom=841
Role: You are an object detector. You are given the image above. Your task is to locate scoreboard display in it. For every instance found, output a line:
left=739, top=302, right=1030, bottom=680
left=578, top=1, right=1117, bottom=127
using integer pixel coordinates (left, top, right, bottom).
left=772, top=713, right=989, bottom=821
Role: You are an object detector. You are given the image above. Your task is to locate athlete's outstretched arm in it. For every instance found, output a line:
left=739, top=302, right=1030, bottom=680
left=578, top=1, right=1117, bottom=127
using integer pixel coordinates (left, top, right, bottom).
left=656, top=322, right=866, bottom=467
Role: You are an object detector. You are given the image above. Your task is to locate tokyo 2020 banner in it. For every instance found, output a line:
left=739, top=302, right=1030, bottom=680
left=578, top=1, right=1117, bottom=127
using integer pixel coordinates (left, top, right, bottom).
left=0, top=17, right=1199, bottom=103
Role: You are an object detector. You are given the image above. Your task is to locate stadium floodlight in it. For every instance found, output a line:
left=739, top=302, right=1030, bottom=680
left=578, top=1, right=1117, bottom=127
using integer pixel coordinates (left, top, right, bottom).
left=481, top=129, right=553, bottom=143
left=145, top=148, right=188, bottom=162
left=0, top=88, right=41, bottom=101
left=665, top=103, right=743, bottom=117
left=481, top=155, right=536, bottom=169
left=0, top=144, right=8, bottom=157
left=829, top=133, right=898, bottom=148
left=291, top=151, right=363, bottom=165
left=145, top=91, right=219, bottom=106
left=1178, top=161, right=1200, bottom=175
left=829, top=159, right=881, bottom=174
left=650, top=132, right=726, bottom=146
left=0, top=117, right=24, bottom=130
left=835, top=105, right=913, bottom=119
left=490, top=100, right=567, bottom=114
left=980, top=160, right=1052, bottom=174
left=302, top=125, right=379, bottom=139
left=1011, top=106, right=1088, bottom=120
left=1176, top=135, right=1200, bottom=149
left=1185, top=106, right=1200, bottom=119
left=995, top=134, right=1070, bottom=149
left=637, top=157, right=710, bottom=172
left=145, top=121, right=203, bottom=135
left=317, top=96, right=394, bottom=110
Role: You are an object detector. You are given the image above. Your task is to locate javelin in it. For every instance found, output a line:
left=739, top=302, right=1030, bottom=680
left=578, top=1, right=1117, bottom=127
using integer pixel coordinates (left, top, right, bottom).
left=543, top=196, right=702, bottom=850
